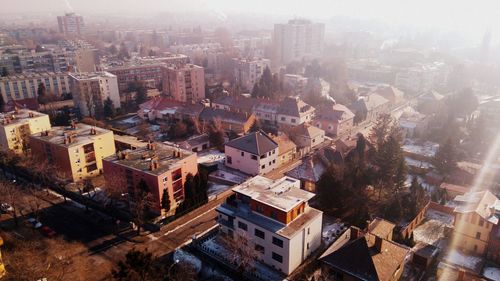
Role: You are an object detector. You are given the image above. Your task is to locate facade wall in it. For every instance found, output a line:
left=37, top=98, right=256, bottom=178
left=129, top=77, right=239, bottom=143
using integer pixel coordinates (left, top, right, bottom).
left=70, top=73, right=121, bottom=117
left=278, top=112, right=314, bottom=127
left=108, top=64, right=164, bottom=92
left=224, top=145, right=279, bottom=175
left=164, top=65, right=205, bottom=103
left=287, top=211, right=322, bottom=274
left=30, top=130, right=115, bottom=182
left=0, top=73, right=70, bottom=101
left=453, top=212, right=493, bottom=255
left=0, top=114, right=51, bottom=153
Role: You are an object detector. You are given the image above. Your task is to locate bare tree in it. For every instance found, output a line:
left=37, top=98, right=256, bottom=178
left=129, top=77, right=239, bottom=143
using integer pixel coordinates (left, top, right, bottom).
left=0, top=180, right=22, bottom=226
left=218, top=229, right=262, bottom=273
left=129, top=179, right=156, bottom=235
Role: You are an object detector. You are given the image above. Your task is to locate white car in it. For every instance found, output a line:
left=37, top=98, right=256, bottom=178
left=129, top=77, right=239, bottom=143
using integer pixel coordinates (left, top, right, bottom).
left=0, top=203, right=13, bottom=213
left=26, top=218, right=42, bottom=229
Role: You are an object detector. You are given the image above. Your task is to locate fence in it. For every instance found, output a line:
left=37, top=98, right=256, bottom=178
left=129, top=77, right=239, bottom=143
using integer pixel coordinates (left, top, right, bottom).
left=399, top=201, right=430, bottom=239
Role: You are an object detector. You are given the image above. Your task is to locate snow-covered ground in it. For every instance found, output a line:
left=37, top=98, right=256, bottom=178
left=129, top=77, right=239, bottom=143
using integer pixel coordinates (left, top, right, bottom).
left=402, top=140, right=439, bottom=158
left=444, top=249, right=484, bottom=272
left=197, top=150, right=225, bottom=164
left=404, top=174, right=436, bottom=194
left=201, top=237, right=283, bottom=281
left=322, top=222, right=347, bottom=244
left=119, top=115, right=142, bottom=125
left=405, top=157, right=433, bottom=169
left=173, top=249, right=202, bottom=273
left=483, top=267, right=500, bottom=281
left=207, top=182, right=231, bottom=198
left=209, top=170, right=247, bottom=185
left=413, top=209, right=453, bottom=248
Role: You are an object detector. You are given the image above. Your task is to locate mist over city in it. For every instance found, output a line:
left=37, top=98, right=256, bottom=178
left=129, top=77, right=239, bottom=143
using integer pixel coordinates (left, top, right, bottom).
left=0, top=1, right=498, bottom=281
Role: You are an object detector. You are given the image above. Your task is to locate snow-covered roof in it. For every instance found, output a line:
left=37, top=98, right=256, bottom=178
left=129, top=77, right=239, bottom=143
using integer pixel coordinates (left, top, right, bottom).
left=232, top=176, right=315, bottom=212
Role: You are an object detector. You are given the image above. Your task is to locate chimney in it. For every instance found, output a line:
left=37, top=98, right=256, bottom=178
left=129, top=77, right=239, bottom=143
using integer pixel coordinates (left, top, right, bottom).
left=457, top=269, right=465, bottom=281
left=374, top=235, right=383, bottom=252
left=28, top=112, right=34, bottom=118
left=70, top=120, right=77, bottom=129
left=150, top=157, right=159, bottom=171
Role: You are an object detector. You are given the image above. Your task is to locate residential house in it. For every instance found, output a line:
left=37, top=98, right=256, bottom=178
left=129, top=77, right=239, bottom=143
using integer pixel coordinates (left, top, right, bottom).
left=451, top=191, right=499, bottom=262
left=0, top=109, right=51, bottom=153
left=289, top=123, right=325, bottom=154
left=350, top=93, right=390, bottom=124
left=224, top=130, right=278, bottom=175
left=199, top=107, right=256, bottom=135
left=320, top=226, right=410, bottom=281
left=314, top=103, right=355, bottom=137
left=253, top=98, right=281, bottom=125
left=375, top=85, right=405, bottom=107
left=211, top=95, right=259, bottom=115
left=417, top=90, right=444, bottom=115
left=175, top=134, right=210, bottom=152
left=277, top=97, right=315, bottom=127
left=272, top=133, right=297, bottom=166
left=398, top=107, right=429, bottom=139
left=217, top=176, right=323, bottom=274
left=102, top=142, right=198, bottom=213
left=137, top=97, right=205, bottom=122
left=29, top=123, right=116, bottom=182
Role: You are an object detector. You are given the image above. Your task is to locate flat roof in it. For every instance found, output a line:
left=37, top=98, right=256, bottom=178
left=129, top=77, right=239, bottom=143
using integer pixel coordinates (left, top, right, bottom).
left=232, top=176, right=315, bottom=212
left=69, top=71, right=115, bottom=80
left=104, top=142, right=194, bottom=176
left=0, top=109, right=48, bottom=127
left=0, top=72, right=68, bottom=81
left=113, top=134, right=148, bottom=148
left=31, top=123, right=112, bottom=147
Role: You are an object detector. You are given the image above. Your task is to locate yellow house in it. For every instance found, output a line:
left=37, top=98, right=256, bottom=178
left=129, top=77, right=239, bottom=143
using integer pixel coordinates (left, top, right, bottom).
left=0, top=236, right=5, bottom=278
left=30, top=123, right=116, bottom=182
left=0, top=109, right=51, bottom=154
left=452, top=190, right=499, bottom=256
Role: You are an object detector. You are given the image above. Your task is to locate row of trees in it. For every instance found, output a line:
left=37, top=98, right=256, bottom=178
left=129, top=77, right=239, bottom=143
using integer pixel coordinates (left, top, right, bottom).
left=251, top=66, right=283, bottom=99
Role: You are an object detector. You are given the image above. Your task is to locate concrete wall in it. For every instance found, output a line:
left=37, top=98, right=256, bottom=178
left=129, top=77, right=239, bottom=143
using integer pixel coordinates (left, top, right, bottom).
left=225, top=145, right=279, bottom=175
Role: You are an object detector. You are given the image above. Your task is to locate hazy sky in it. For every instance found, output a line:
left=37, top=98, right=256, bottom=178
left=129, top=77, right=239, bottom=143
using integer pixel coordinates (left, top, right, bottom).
left=3, top=0, right=500, bottom=34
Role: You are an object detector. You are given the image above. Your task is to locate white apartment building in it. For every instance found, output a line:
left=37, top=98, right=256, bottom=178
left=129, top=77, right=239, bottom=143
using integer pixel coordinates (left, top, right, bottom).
left=283, top=74, right=308, bottom=96
left=225, top=131, right=279, bottom=175
left=0, top=72, right=71, bottom=102
left=232, top=58, right=271, bottom=92
left=274, top=19, right=324, bottom=65
left=395, top=62, right=449, bottom=94
left=217, top=176, right=323, bottom=275
left=69, top=72, right=121, bottom=117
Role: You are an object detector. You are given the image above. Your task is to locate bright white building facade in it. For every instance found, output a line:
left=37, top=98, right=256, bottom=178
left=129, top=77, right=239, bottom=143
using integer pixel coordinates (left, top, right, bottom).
left=217, top=176, right=323, bottom=275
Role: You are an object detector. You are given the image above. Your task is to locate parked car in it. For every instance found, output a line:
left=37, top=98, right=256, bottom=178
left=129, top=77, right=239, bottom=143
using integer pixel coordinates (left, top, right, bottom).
left=0, top=203, right=13, bottom=213
left=26, top=218, right=42, bottom=229
left=40, top=226, right=56, bottom=238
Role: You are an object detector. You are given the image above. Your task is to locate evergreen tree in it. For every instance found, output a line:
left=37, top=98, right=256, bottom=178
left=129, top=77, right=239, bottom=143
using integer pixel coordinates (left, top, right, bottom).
left=433, top=138, right=458, bottom=179
left=316, top=165, right=345, bottom=210
left=112, top=248, right=157, bottom=281
left=161, top=188, right=170, bottom=212
left=37, top=83, right=47, bottom=105
left=1, top=67, right=8, bottom=77
left=251, top=82, right=261, bottom=98
left=118, top=42, right=130, bottom=60
left=394, top=155, right=408, bottom=192
left=0, top=95, right=4, bottom=113
left=135, top=84, right=148, bottom=105
left=103, top=97, right=115, bottom=119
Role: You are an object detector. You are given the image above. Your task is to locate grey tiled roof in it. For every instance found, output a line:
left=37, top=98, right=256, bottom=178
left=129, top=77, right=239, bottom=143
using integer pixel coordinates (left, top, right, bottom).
left=225, top=130, right=277, bottom=155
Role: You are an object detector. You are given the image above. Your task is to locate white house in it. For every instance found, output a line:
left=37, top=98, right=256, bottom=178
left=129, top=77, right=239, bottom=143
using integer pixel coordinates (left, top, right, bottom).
left=277, top=96, right=315, bottom=127
left=217, top=176, right=323, bottom=275
left=290, top=123, right=325, bottom=153
left=224, top=130, right=279, bottom=175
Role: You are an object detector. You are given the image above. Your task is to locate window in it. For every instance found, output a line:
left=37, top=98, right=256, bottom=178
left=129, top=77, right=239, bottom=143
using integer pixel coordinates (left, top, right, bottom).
left=291, top=118, right=296, bottom=123
left=87, top=163, right=98, bottom=172
left=307, top=242, right=310, bottom=250
left=476, top=232, right=481, bottom=239
left=474, top=245, right=478, bottom=253
left=241, top=151, right=244, bottom=157
left=255, top=229, right=265, bottom=239
left=479, top=219, right=484, bottom=227
left=256, top=205, right=263, bottom=213
left=251, top=155, right=258, bottom=160
left=307, top=228, right=310, bottom=235
left=238, top=221, right=247, bottom=231
left=272, top=252, right=283, bottom=263
left=272, top=237, right=283, bottom=248
left=281, top=117, right=285, bottom=121
left=227, top=156, right=232, bottom=164
left=255, top=244, right=265, bottom=254
left=261, top=164, right=265, bottom=169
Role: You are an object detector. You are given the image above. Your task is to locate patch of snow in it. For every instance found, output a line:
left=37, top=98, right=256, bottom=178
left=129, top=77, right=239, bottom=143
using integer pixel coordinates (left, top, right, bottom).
left=322, top=222, right=346, bottom=244
left=413, top=210, right=453, bottom=248
left=405, top=157, right=433, bottom=169
left=197, top=150, right=225, bottom=164
left=210, top=170, right=247, bottom=184
left=445, top=249, right=483, bottom=272
left=483, top=267, right=500, bottom=280
left=119, top=115, right=141, bottom=125
left=402, top=140, right=439, bottom=158
left=173, top=249, right=202, bottom=273
left=207, top=182, right=230, bottom=197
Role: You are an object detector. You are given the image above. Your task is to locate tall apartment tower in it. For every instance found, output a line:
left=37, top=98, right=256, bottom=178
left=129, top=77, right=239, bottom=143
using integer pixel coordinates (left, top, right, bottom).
left=163, top=64, right=205, bottom=103
left=69, top=72, right=121, bottom=117
left=273, top=19, right=325, bottom=65
left=57, top=13, right=85, bottom=35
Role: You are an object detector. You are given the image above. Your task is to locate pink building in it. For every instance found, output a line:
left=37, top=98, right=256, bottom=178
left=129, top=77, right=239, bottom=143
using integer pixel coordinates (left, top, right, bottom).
left=314, top=103, right=355, bottom=137
left=102, top=142, right=198, bottom=213
left=163, top=64, right=205, bottom=103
